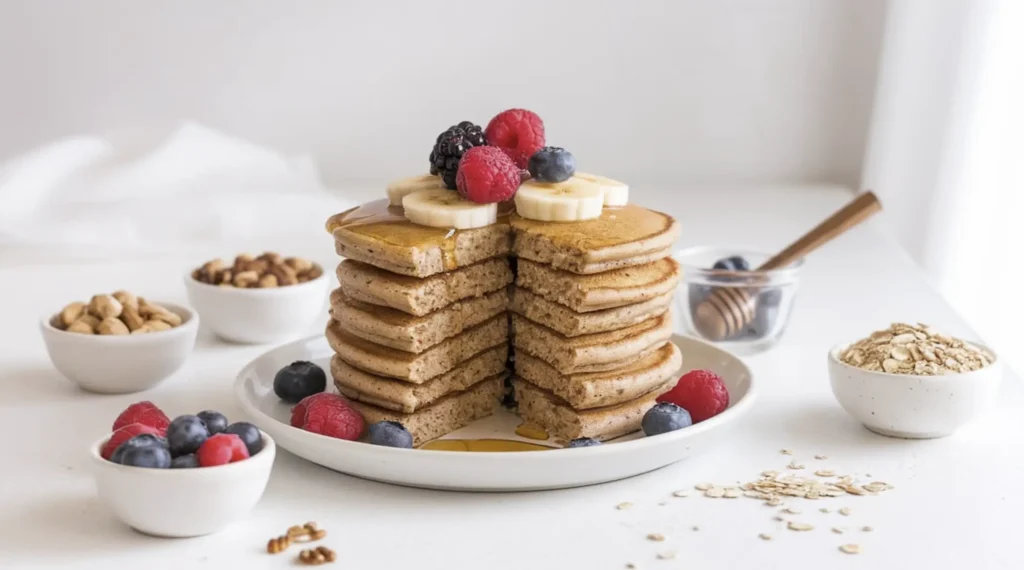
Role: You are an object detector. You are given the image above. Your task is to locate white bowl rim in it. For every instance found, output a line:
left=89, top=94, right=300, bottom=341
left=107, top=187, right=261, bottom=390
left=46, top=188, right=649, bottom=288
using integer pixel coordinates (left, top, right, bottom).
left=89, top=430, right=276, bottom=473
left=183, top=268, right=328, bottom=296
left=828, top=339, right=1000, bottom=379
left=236, top=333, right=758, bottom=458
left=40, top=300, right=199, bottom=344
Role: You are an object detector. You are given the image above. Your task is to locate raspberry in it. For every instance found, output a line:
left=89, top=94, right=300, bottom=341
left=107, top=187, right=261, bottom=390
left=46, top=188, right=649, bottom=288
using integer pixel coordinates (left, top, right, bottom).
left=484, top=109, right=545, bottom=169
left=290, top=393, right=364, bottom=441
left=112, top=401, right=170, bottom=435
left=196, top=433, right=250, bottom=467
left=455, top=146, right=520, bottom=204
left=657, top=369, right=729, bottom=423
left=101, top=423, right=161, bottom=460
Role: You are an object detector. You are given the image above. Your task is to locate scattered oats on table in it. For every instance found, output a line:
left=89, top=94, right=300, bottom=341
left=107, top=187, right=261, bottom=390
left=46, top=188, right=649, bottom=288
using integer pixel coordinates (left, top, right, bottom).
left=839, top=544, right=861, bottom=555
left=616, top=502, right=633, bottom=510
left=657, top=551, right=677, bottom=560
left=759, top=533, right=773, bottom=540
left=839, top=507, right=852, bottom=516
left=787, top=522, right=814, bottom=531
left=647, top=533, right=665, bottom=542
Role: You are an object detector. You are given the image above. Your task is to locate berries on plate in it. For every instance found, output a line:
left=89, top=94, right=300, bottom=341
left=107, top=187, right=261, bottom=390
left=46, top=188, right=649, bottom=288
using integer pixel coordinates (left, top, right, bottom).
left=110, top=433, right=168, bottom=464
left=196, top=433, right=250, bottom=467
left=657, top=369, right=729, bottom=423
left=455, top=146, right=521, bottom=204
left=641, top=402, right=693, bottom=436
left=197, top=410, right=228, bottom=435
left=223, top=422, right=264, bottom=456
left=485, top=109, right=545, bottom=169
left=290, top=393, right=365, bottom=441
left=112, top=401, right=170, bottom=435
left=101, top=423, right=163, bottom=460
left=120, top=444, right=173, bottom=469
left=367, top=421, right=413, bottom=448
left=712, top=255, right=750, bottom=272
left=567, top=437, right=602, bottom=448
left=166, top=415, right=210, bottom=457
left=528, top=147, right=576, bottom=183
left=430, top=121, right=489, bottom=189
left=273, top=361, right=328, bottom=404
left=171, top=454, right=200, bottom=469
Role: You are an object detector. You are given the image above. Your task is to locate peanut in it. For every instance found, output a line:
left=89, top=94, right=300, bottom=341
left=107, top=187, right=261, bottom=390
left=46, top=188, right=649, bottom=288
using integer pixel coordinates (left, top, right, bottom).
left=97, top=317, right=130, bottom=335
left=88, top=294, right=122, bottom=319
left=121, top=304, right=146, bottom=331
left=258, top=274, right=279, bottom=288
left=111, top=290, right=139, bottom=311
left=285, top=257, right=313, bottom=273
left=267, top=535, right=292, bottom=554
left=298, top=546, right=335, bottom=565
left=270, top=264, right=298, bottom=286
left=67, top=318, right=97, bottom=334
left=233, top=270, right=260, bottom=288
left=59, top=302, right=87, bottom=328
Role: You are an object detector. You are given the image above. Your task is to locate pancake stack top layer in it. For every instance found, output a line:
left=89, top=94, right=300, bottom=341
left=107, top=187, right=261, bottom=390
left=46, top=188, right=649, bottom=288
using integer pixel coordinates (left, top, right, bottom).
left=508, top=206, right=683, bottom=442
left=326, top=199, right=513, bottom=446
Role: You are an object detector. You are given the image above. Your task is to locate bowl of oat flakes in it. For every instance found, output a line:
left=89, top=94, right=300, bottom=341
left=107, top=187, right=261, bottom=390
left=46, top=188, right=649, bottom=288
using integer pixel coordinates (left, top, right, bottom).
left=828, top=323, right=1002, bottom=439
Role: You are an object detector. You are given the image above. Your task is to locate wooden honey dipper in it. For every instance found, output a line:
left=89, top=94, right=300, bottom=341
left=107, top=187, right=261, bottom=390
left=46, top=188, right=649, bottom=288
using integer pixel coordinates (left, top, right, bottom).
left=693, top=191, right=882, bottom=341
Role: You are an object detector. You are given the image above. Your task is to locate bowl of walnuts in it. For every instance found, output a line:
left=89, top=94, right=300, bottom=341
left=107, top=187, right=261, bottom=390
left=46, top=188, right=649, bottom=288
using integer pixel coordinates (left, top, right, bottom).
left=39, top=290, right=199, bottom=394
left=184, top=252, right=328, bottom=344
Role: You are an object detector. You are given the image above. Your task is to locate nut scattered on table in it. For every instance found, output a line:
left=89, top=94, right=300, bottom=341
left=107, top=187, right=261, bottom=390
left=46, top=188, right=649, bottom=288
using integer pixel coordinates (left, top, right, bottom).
left=54, top=291, right=181, bottom=335
left=840, top=322, right=994, bottom=375
left=299, top=546, right=336, bottom=565
left=192, top=252, right=323, bottom=289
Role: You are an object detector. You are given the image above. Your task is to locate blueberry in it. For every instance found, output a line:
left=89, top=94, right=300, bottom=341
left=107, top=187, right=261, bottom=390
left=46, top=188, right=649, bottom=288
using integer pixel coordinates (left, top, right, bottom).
left=567, top=437, right=602, bottom=448
left=712, top=256, right=750, bottom=272
left=367, top=421, right=413, bottom=448
left=744, top=303, right=779, bottom=340
left=166, top=415, right=209, bottom=457
left=120, top=445, right=172, bottom=469
left=759, top=288, right=783, bottom=308
left=273, top=361, right=327, bottom=404
left=528, top=147, right=576, bottom=183
left=642, top=402, right=693, bottom=437
left=110, top=434, right=167, bottom=464
left=170, top=454, right=200, bottom=469
left=196, top=410, right=228, bottom=435
left=224, top=422, right=263, bottom=455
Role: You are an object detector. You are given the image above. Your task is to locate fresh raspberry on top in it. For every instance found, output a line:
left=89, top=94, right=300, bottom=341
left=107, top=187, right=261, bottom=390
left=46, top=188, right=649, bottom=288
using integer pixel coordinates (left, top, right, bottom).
left=196, top=433, right=250, bottom=467
left=657, top=369, right=729, bottom=423
left=456, top=146, right=520, bottom=204
left=290, top=393, right=365, bottom=441
left=101, top=423, right=162, bottom=460
left=484, top=109, right=546, bottom=169
left=112, top=401, right=170, bottom=435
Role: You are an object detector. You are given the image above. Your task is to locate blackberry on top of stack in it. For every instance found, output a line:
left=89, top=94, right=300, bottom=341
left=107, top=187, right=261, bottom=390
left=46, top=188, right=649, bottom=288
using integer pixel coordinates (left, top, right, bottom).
left=318, top=107, right=728, bottom=449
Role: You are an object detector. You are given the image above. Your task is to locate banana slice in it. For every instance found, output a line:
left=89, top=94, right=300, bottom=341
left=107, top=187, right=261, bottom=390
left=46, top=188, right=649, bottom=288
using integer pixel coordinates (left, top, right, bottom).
left=402, top=189, right=497, bottom=229
left=574, top=172, right=630, bottom=206
left=386, top=174, right=447, bottom=206
left=514, top=179, right=604, bottom=222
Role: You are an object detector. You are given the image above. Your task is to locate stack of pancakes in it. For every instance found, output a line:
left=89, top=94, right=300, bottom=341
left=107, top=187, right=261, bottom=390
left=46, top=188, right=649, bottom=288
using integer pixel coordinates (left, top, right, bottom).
left=325, top=203, right=513, bottom=446
left=508, top=204, right=683, bottom=442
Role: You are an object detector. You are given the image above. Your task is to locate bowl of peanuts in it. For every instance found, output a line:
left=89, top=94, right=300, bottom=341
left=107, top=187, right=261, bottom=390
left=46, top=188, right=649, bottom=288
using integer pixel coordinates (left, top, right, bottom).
left=39, top=290, right=199, bottom=394
left=184, top=252, right=328, bottom=344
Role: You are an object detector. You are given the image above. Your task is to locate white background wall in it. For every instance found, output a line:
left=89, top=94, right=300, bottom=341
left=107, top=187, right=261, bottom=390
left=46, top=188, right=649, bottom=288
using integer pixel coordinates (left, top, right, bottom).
left=0, top=0, right=886, bottom=188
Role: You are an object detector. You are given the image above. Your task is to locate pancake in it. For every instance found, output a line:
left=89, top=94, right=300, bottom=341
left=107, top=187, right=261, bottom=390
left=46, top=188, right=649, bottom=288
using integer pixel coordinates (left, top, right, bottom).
left=326, top=315, right=508, bottom=383
left=510, top=205, right=680, bottom=274
left=514, top=342, right=682, bottom=409
left=332, top=347, right=508, bottom=413
left=516, top=257, right=681, bottom=313
left=350, top=375, right=504, bottom=447
left=511, top=313, right=673, bottom=374
left=512, top=378, right=671, bottom=442
left=330, top=288, right=508, bottom=353
left=328, top=200, right=512, bottom=278
left=336, top=258, right=512, bottom=317
left=510, top=287, right=673, bottom=337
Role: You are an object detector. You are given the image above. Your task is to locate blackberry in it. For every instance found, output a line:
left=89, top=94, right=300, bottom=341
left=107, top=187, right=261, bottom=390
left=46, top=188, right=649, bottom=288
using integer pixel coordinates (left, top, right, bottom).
left=429, top=121, right=488, bottom=189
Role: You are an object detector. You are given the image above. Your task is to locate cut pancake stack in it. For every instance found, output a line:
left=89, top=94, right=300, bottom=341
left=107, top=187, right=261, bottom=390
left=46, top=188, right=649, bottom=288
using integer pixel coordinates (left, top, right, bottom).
left=326, top=201, right=513, bottom=446
left=509, top=204, right=684, bottom=442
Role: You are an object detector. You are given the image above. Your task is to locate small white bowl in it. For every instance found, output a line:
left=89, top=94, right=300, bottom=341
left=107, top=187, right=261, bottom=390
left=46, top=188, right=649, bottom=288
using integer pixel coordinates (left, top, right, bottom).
left=89, top=431, right=276, bottom=537
left=183, top=270, right=329, bottom=344
left=40, top=302, right=199, bottom=394
left=828, top=343, right=1003, bottom=439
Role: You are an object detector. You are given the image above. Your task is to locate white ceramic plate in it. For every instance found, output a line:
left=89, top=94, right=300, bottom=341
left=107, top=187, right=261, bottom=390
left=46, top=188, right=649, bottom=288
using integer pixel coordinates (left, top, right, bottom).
left=235, top=334, right=755, bottom=492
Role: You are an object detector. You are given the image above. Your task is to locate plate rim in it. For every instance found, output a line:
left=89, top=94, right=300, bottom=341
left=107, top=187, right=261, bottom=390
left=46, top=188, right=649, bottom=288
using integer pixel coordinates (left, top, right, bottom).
left=234, top=333, right=757, bottom=461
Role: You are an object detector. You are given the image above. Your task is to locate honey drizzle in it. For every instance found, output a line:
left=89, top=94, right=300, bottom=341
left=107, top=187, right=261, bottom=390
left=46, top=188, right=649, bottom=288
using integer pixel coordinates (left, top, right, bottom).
left=514, top=422, right=550, bottom=441
left=419, top=439, right=552, bottom=452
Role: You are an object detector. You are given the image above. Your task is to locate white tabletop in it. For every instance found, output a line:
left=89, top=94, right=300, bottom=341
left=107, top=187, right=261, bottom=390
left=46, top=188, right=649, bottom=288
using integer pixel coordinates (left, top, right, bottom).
left=3, top=184, right=1021, bottom=569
